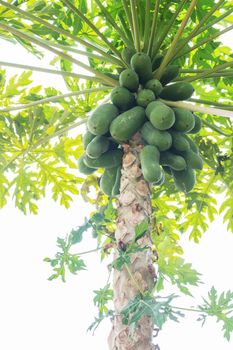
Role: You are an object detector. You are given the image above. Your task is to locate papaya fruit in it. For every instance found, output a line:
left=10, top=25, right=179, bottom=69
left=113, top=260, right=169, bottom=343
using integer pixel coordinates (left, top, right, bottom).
left=86, top=135, right=110, bottom=159
left=172, top=167, right=196, bottom=193
left=159, top=82, right=194, bottom=101
left=84, top=149, right=123, bottom=169
left=119, top=68, right=139, bottom=92
left=110, top=106, right=146, bottom=142
left=180, top=149, right=203, bottom=170
left=160, top=65, right=180, bottom=86
left=87, top=103, right=119, bottom=135
left=136, top=89, right=155, bottom=108
left=170, top=131, right=190, bottom=152
left=78, top=154, right=96, bottom=175
left=152, top=53, right=164, bottom=71
left=130, top=52, right=153, bottom=84
left=100, top=167, right=119, bottom=196
left=140, top=122, right=172, bottom=151
left=172, top=108, right=195, bottom=133
left=183, top=135, right=199, bottom=154
left=121, top=47, right=136, bottom=64
left=145, top=79, right=163, bottom=97
left=112, top=166, right=121, bottom=196
left=160, top=151, right=186, bottom=171
left=140, top=145, right=162, bottom=183
left=82, top=130, right=95, bottom=149
left=110, top=87, right=135, bottom=111
left=146, top=101, right=175, bottom=130
left=188, top=114, right=202, bottom=134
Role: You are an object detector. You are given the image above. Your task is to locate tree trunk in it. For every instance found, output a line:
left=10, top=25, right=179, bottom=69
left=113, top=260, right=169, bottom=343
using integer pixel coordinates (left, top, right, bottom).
left=108, top=135, right=158, bottom=350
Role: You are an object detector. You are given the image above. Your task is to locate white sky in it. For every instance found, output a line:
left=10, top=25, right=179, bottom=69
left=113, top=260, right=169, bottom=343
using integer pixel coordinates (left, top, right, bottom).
left=0, top=30, right=233, bottom=350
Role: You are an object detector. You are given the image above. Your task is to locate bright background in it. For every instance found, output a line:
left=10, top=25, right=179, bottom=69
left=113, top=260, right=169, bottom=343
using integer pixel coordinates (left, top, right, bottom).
left=0, top=31, right=233, bottom=350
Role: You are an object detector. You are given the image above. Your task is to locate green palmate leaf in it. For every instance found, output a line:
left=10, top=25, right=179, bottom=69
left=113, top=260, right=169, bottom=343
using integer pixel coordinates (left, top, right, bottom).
left=135, top=218, right=149, bottom=241
left=87, top=310, right=114, bottom=335
left=197, top=287, right=233, bottom=341
left=93, top=284, right=113, bottom=316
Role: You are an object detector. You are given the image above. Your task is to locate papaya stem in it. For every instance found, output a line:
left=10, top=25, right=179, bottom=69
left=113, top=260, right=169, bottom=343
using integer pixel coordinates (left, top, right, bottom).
left=0, top=88, right=111, bottom=112
left=155, top=0, right=198, bottom=79
left=125, top=263, right=145, bottom=296
left=147, top=0, right=160, bottom=57
left=130, top=0, right=141, bottom=52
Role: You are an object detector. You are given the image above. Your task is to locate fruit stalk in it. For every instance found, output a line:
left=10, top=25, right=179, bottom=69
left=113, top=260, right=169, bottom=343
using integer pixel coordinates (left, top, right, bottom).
left=108, top=135, right=157, bottom=350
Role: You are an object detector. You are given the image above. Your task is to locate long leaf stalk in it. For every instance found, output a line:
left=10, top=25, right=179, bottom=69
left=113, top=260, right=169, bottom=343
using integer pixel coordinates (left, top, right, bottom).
left=0, top=88, right=111, bottom=112
left=121, top=0, right=134, bottom=45
left=180, top=68, right=233, bottom=74
left=118, top=11, right=134, bottom=44
left=152, top=0, right=187, bottom=56
left=130, top=0, right=141, bottom=51
left=160, top=99, right=233, bottom=118
left=185, top=61, right=233, bottom=82
left=155, top=0, right=198, bottom=79
left=172, top=0, right=225, bottom=58
left=202, top=119, right=233, bottom=137
left=94, top=0, right=132, bottom=47
left=0, top=0, right=122, bottom=67
left=0, top=23, right=118, bottom=87
left=61, top=0, right=123, bottom=61
left=0, top=61, right=105, bottom=82
left=143, top=0, right=151, bottom=52
left=147, top=0, right=160, bottom=57
left=173, top=24, right=233, bottom=61
left=189, top=98, right=233, bottom=111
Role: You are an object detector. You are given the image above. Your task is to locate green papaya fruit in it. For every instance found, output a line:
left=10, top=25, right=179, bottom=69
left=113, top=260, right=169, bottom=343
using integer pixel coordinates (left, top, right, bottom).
left=140, top=145, right=162, bottom=183
left=160, top=65, right=180, bottom=86
left=160, top=151, right=186, bottom=171
left=188, top=114, right=202, bottom=134
left=100, top=167, right=118, bottom=196
left=172, top=167, right=196, bottom=193
left=145, top=79, right=163, bottom=97
left=78, top=154, right=96, bottom=175
left=136, top=89, right=155, bottom=108
left=173, top=108, right=195, bottom=133
left=112, top=166, right=121, bottom=196
left=183, top=135, right=199, bottom=154
left=121, top=47, right=136, bottom=64
left=87, top=103, right=119, bottom=135
left=86, top=135, right=110, bottom=159
left=146, top=101, right=175, bottom=130
left=159, top=82, right=194, bottom=101
left=84, top=149, right=123, bottom=169
left=82, top=130, right=95, bottom=149
left=130, top=52, right=153, bottom=84
left=152, top=53, right=164, bottom=71
left=110, top=87, right=135, bottom=111
left=110, top=106, right=146, bottom=142
left=180, top=149, right=203, bottom=170
left=140, top=121, right=172, bottom=151
left=119, top=68, right=139, bottom=92
left=170, top=131, right=190, bottom=151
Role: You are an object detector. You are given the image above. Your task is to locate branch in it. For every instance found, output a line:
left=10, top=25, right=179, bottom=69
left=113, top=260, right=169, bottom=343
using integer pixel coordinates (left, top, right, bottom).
left=0, top=87, right=111, bottom=112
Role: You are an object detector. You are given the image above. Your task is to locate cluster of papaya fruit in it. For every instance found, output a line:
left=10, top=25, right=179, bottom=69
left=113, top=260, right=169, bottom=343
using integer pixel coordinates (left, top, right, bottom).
left=78, top=49, right=203, bottom=195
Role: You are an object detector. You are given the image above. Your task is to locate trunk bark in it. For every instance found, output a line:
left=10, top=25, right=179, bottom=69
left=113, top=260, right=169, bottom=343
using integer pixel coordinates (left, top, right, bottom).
left=108, top=136, right=158, bottom=350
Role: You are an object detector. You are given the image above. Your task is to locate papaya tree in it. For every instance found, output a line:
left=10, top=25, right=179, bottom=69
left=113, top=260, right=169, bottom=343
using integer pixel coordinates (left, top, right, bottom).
left=0, top=0, right=233, bottom=348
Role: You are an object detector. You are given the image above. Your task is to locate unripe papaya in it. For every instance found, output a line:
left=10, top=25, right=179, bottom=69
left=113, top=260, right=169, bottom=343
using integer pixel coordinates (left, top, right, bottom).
left=188, top=114, right=202, bottom=134
left=173, top=108, right=195, bottom=133
left=180, top=149, right=203, bottom=170
left=112, top=166, right=121, bottom=196
left=145, top=79, right=163, bottom=97
left=140, top=122, right=172, bottom=151
left=84, top=149, right=123, bottom=169
left=119, top=68, right=139, bottom=92
left=87, top=103, right=119, bottom=135
left=183, top=135, right=199, bottom=154
left=82, top=130, right=95, bottom=149
left=146, top=101, right=175, bottom=130
left=160, top=151, right=186, bottom=171
left=140, top=145, right=162, bottom=183
left=171, top=131, right=190, bottom=151
left=160, top=65, right=180, bottom=86
left=78, top=154, right=96, bottom=175
left=152, top=53, right=164, bottom=71
left=86, top=135, right=110, bottom=159
left=100, top=167, right=118, bottom=196
left=136, top=89, right=155, bottom=108
left=159, top=82, right=194, bottom=101
left=172, top=167, right=196, bottom=193
left=110, top=106, right=146, bottom=142
left=110, top=87, right=135, bottom=111
left=130, top=52, right=153, bottom=84
left=121, top=47, right=136, bottom=64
